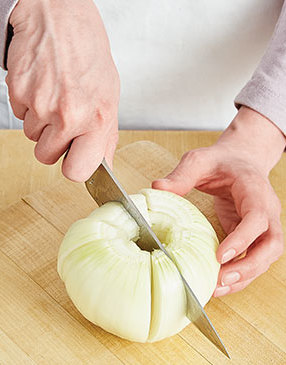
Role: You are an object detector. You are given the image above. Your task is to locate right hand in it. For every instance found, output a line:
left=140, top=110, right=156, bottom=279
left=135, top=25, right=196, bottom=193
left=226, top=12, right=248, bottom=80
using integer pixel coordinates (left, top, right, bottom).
left=6, top=0, right=120, bottom=182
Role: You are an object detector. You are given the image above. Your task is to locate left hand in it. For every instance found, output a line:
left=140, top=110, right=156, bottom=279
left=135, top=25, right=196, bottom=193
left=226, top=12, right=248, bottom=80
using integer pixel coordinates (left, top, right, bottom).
left=152, top=106, right=286, bottom=296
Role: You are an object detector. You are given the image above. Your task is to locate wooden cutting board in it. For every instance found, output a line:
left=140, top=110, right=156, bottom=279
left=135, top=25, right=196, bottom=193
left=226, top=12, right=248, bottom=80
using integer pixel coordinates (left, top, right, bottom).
left=0, top=141, right=285, bottom=365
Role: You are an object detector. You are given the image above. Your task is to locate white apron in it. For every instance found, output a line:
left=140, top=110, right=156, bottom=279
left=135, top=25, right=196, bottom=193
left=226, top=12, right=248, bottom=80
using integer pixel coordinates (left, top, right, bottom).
left=0, top=0, right=282, bottom=130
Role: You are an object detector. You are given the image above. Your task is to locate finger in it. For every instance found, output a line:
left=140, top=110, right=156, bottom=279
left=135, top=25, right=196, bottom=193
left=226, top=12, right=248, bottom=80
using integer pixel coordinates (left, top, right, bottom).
left=217, top=223, right=284, bottom=286
left=9, top=98, right=28, bottom=120
left=227, top=278, right=256, bottom=295
left=34, top=125, right=72, bottom=165
left=61, top=130, right=108, bottom=182
left=213, top=278, right=255, bottom=297
left=214, top=196, right=241, bottom=235
left=246, top=220, right=284, bottom=263
left=6, top=75, right=28, bottom=120
left=216, top=210, right=269, bottom=264
left=104, top=129, right=118, bottom=170
left=23, top=109, right=46, bottom=142
left=152, top=148, right=215, bottom=195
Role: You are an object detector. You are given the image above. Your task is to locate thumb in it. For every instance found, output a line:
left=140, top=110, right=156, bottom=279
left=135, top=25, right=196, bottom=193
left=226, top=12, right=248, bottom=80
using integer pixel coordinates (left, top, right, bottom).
left=152, top=148, right=214, bottom=195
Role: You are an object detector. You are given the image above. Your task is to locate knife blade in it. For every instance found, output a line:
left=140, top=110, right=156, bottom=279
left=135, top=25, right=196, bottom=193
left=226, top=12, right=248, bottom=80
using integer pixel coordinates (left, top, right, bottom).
left=85, top=158, right=230, bottom=359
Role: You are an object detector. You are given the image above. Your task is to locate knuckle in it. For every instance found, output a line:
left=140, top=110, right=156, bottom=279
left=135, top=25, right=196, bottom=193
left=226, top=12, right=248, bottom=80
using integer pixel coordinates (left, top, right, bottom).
left=10, top=104, right=23, bottom=120
left=182, top=149, right=202, bottom=164
left=54, top=82, right=119, bottom=133
left=57, top=112, right=73, bottom=133
left=32, top=104, right=47, bottom=122
left=181, top=151, right=191, bottom=162
left=229, top=282, right=248, bottom=295
left=84, top=106, right=118, bottom=135
left=30, top=96, right=49, bottom=121
left=34, top=146, right=56, bottom=165
left=8, top=80, right=25, bottom=102
left=54, top=90, right=83, bottom=127
left=237, top=237, right=248, bottom=251
left=57, top=108, right=82, bottom=133
left=182, top=147, right=212, bottom=166
left=58, top=100, right=99, bottom=132
left=25, top=130, right=39, bottom=142
left=254, top=210, right=269, bottom=231
left=244, top=260, right=261, bottom=278
left=23, top=124, right=34, bottom=141
left=95, top=109, right=111, bottom=129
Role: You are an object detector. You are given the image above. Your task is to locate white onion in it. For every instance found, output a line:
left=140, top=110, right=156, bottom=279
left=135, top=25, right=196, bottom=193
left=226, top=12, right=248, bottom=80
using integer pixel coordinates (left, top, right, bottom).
left=57, top=188, right=220, bottom=342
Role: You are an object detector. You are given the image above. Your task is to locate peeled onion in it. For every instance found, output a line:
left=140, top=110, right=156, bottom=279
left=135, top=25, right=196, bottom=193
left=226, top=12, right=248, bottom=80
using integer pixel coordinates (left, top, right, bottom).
left=57, top=188, right=220, bottom=342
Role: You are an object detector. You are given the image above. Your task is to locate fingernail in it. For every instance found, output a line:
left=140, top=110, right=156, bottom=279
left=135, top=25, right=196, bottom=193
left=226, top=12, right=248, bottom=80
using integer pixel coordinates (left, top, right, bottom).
left=222, top=271, right=240, bottom=286
left=214, top=286, right=230, bottom=297
left=221, top=248, right=236, bottom=264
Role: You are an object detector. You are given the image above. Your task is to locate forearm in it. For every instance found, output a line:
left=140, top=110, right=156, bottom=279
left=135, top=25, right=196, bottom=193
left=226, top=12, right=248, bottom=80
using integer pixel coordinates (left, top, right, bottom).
left=216, top=106, right=286, bottom=175
left=0, top=0, right=18, bottom=69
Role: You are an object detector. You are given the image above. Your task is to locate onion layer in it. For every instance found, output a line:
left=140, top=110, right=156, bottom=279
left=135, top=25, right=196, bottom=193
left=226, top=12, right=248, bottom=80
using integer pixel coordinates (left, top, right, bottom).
left=58, top=189, right=220, bottom=342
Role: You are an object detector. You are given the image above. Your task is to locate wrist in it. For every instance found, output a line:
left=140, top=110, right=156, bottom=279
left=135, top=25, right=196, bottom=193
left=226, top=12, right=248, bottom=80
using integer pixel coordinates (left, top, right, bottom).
left=216, top=106, right=286, bottom=175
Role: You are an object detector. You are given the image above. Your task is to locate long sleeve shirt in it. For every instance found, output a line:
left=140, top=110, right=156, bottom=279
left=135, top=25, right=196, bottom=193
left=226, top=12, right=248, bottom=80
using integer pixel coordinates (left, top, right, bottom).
left=235, top=0, right=286, bottom=136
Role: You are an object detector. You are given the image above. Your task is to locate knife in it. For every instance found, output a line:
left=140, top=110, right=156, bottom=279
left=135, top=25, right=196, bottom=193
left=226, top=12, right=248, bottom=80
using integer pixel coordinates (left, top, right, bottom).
left=85, top=158, right=230, bottom=359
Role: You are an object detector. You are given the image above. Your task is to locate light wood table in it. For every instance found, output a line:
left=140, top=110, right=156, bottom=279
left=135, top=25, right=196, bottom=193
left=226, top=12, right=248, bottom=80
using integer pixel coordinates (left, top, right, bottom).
left=1, top=130, right=285, bottom=213
left=0, top=130, right=285, bottom=365
left=0, top=130, right=222, bottom=211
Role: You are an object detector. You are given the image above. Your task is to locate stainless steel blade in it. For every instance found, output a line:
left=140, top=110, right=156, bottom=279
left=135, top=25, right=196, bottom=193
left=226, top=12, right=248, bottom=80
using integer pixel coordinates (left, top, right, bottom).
left=85, top=158, right=230, bottom=358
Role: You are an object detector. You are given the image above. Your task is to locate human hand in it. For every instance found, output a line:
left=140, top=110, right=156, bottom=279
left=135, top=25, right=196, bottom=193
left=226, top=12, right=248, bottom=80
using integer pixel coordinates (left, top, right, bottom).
left=153, top=107, right=286, bottom=296
left=6, top=0, right=120, bottom=182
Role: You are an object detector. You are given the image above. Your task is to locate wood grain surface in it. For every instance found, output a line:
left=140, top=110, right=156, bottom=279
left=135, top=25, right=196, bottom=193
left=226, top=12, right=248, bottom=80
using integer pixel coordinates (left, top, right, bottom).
left=1, top=130, right=285, bottom=214
left=0, top=130, right=221, bottom=211
left=0, top=132, right=285, bottom=364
